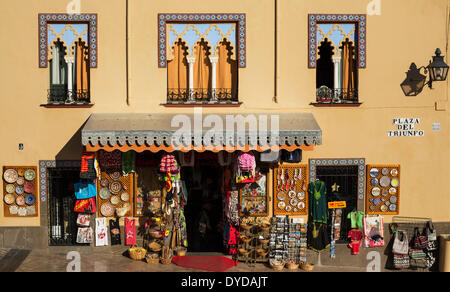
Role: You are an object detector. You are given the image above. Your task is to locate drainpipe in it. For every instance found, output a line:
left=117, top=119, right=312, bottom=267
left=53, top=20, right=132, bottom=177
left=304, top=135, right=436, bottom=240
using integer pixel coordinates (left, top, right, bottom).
left=126, top=0, right=130, bottom=106
left=273, top=0, right=278, bottom=103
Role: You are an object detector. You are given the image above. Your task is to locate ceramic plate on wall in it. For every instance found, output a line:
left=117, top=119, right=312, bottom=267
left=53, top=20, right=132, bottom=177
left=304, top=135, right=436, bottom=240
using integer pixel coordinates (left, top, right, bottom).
left=16, top=177, right=25, bottom=186
left=389, top=187, right=397, bottom=195
left=25, top=194, right=36, bottom=206
left=369, top=168, right=379, bottom=178
left=288, top=190, right=296, bottom=198
left=16, top=195, right=25, bottom=206
left=370, top=178, right=378, bottom=186
left=297, top=192, right=305, bottom=200
left=3, top=169, right=18, bottom=183
left=379, top=176, right=391, bottom=187
left=24, top=169, right=36, bottom=181
left=15, top=185, right=24, bottom=195
left=100, top=202, right=115, bottom=217
left=100, top=178, right=109, bottom=187
left=4, top=194, right=15, bottom=205
left=5, top=184, right=15, bottom=194
left=277, top=191, right=286, bottom=201
left=285, top=206, right=292, bottom=212
left=390, top=169, right=399, bottom=177
left=381, top=189, right=389, bottom=197
left=99, top=188, right=111, bottom=200
left=371, top=187, right=381, bottom=197
left=109, top=171, right=121, bottom=181
left=380, top=205, right=388, bottom=212
left=389, top=204, right=397, bottom=212
left=24, top=182, right=35, bottom=194
left=110, top=196, right=120, bottom=205
left=391, top=178, right=400, bottom=187
left=109, top=181, right=122, bottom=195
left=278, top=201, right=286, bottom=209
left=121, top=193, right=130, bottom=202
left=381, top=168, right=389, bottom=175
left=9, top=205, right=18, bottom=215
left=18, top=207, right=27, bottom=217
left=297, top=202, right=305, bottom=209
left=373, top=198, right=381, bottom=206
left=390, top=196, right=398, bottom=203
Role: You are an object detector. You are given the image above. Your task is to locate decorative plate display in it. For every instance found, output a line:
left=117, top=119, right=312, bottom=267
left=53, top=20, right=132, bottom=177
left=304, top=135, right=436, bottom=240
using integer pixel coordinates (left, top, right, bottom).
left=17, top=169, right=25, bottom=177
left=390, top=169, right=398, bottom=177
left=369, top=168, right=379, bottom=178
left=18, top=207, right=27, bottom=217
left=390, top=196, right=398, bottom=203
left=26, top=206, right=36, bottom=215
left=100, top=178, right=109, bottom=187
left=290, top=198, right=298, bottom=206
left=24, top=169, right=36, bottom=181
left=370, top=178, right=378, bottom=186
left=391, top=178, right=400, bottom=187
left=371, top=187, right=381, bottom=197
left=385, top=201, right=390, bottom=206
left=121, top=192, right=130, bottom=202
left=123, top=202, right=131, bottom=210
left=9, top=205, right=18, bottom=215
left=100, top=202, right=115, bottom=217
left=380, top=205, right=388, bottom=212
left=109, top=181, right=122, bottom=195
left=99, top=188, right=111, bottom=200
left=379, top=176, right=391, bottom=187
left=24, top=182, right=35, bottom=194
left=15, top=185, right=24, bottom=195
left=277, top=191, right=287, bottom=201
left=109, top=171, right=121, bottom=181
left=16, top=177, right=25, bottom=186
left=3, top=169, right=18, bottom=183
left=297, top=202, right=305, bottom=209
left=25, top=194, right=36, bottom=206
left=110, top=195, right=120, bottom=205
left=389, top=187, right=397, bottom=195
left=297, top=192, right=305, bottom=200
left=381, top=168, right=389, bottom=175
left=389, top=204, right=397, bottom=212
left=4, top=194, right=15, bottom=205
left=16, top=195, right=25, bottom=206
left=373, top=198, right=381, bottom=206
left=285, top=205, right=292, bottom=212
left=277, top=201, right=286, bottom=209
left=5, top=184, right=15, bottom=194
left=381, top=189, right=389, bottom=197
left=288, top=190, right=296, bottom=198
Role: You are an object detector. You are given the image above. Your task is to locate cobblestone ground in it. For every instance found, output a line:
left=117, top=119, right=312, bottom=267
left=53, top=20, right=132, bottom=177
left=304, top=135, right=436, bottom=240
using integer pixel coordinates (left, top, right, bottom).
left=7, top=246, right=375, bottom=272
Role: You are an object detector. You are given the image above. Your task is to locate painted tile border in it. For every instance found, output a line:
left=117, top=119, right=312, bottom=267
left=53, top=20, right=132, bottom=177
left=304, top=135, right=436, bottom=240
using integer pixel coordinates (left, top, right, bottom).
left=39, top=13, right=98, bottom=68
left=308, top=14, right=366, bottom=69
left=39, top=160, right=81, bottom=203
left=309, top=158, right=366, bottom=205
left=158, top=13, right=247, bottom=68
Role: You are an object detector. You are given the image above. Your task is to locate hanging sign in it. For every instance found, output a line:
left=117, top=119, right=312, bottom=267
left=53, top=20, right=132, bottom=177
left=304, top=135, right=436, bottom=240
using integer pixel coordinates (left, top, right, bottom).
left=328, top=201, right=347, bottom=209
left=388, top=118, right=424, bottom=137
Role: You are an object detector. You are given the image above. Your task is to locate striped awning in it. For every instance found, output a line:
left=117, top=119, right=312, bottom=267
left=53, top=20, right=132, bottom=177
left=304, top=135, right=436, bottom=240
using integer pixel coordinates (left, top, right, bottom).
left=81, top=113, right=322, bottom=153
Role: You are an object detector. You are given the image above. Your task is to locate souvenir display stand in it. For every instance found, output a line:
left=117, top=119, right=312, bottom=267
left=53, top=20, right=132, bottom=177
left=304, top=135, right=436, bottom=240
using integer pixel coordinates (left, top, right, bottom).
left=237, top=216, right=271, bottom=266
left=287, top=220, right=307, bottom=268
left=269, top=216, right=289, bottom=269
left=366, top=165, right=400, bottom=215
left=97, top=169, right=134, bottom=218
left=238, top=168, right=268, bottom=217
left=273, top=165, right=308, bottom=216
left=3, top=166, right=38, bottom=217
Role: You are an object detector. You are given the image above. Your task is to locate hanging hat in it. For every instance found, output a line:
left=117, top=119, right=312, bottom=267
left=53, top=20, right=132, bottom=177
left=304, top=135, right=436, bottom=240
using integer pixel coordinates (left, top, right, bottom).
left=160, top=154, right=178, bottom=173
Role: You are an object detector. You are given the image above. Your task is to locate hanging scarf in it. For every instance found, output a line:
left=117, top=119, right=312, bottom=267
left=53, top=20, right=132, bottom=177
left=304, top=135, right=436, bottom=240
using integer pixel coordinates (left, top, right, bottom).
left=122, top=151, right=136, bottom=175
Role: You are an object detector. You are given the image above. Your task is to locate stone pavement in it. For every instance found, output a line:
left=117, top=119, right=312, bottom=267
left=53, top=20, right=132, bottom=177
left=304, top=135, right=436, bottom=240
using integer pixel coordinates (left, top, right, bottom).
left=0, top=246, right=383, bottom=272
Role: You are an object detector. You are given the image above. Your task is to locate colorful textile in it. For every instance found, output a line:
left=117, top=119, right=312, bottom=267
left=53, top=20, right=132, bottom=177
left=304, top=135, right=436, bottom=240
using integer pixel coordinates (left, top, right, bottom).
left=74, top=197, right=96, bottom=214
left=347, top=211, right=364, bottom=230
left=308, top=180, right=328, bottom=224
left=109, top=218, right=121, bottom=245
left=307, top=222, right=330, bottom=252
left=95, top=218, right=108, bottom=247
left=74, top=181, right=97, bottom=200
left=348, top=229, right=363, bottom=241
left=80, top=153, right=97, bottom=179
left=160, top=154, right=178, bottom=173
left=122, top=151, right=136, bottom=175
left=76, top=227, right=93, bottom=244
left=364, top=215, right=385, bottom=248
left=349, top=241, right=361, bottom=255
left=125, top=218, right=136, bottom=246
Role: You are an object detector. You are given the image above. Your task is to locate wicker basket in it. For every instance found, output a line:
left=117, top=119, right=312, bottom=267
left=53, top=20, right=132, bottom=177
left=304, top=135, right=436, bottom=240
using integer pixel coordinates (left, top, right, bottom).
left=160, top=257, right=173, bottom=265
left=128, top=246, right=147, bottom=261
left=175, top=248, right=187, bottom=256
left=145, top=254, right=160, bottom=264
left=300, top=262, right=315, bottom=271
left=240, top=224, right=252, bottom=230
left=240, top=235, right=252, bottom=243
left=239, top=248, right=250, bottom=256
left=148, top=241, right=162, bottom=252
left=270, top=262, right=285, bottom=271
left=287, top=262, right=299, bottom=270
left=256, top=249, right=268, bottom=257
left=149, top=231, right=163, bottom=239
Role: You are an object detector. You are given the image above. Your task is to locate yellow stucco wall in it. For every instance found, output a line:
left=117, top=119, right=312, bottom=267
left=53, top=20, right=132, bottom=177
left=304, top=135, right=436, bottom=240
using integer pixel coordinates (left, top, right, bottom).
left=0, top=0, right=449, bottom=227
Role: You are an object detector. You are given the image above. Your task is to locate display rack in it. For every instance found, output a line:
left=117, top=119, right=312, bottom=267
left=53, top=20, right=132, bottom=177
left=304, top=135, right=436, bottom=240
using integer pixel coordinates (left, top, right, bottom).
left=366, top=164, right=400, bottom=215
left=269, top=216, right=289, bottom=262
left=3, top=166, right=38, bottom=217
left=97, top=169, right=134, bottom=218
left=273, top=165, right=308, bottom=216
left=237, top=217, right=270, bottom=266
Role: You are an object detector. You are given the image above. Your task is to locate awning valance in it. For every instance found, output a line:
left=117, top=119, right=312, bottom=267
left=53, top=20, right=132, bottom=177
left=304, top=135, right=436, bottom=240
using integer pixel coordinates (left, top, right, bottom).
left=81, top=113, right=322, bottom=153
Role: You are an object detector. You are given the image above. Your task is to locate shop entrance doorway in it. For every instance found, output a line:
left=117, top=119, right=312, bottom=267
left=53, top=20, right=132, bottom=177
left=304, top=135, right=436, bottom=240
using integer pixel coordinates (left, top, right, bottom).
left=48, top=168, right=85, bottom=246
left=182, top=153, right=224, bottom=253
left=316, top=165, right=359, bottom=243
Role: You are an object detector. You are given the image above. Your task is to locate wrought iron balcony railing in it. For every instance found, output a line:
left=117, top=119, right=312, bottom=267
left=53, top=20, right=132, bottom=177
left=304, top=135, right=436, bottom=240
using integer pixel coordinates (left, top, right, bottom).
left=316, top=86, right=359, bottom=104
left=167, top=88, right=239, bottom=103
left=47, top=88, right=91, bottom=104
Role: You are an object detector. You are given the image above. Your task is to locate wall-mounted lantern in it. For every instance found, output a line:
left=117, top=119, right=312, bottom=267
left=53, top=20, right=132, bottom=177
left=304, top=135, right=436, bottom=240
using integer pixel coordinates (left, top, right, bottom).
left=401, top=48, right=449, bottom=96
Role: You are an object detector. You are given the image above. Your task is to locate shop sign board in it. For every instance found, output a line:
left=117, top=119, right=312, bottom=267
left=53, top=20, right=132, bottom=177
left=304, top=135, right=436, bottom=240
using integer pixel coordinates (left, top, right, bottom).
left=328, top=201, right=347, bottom=209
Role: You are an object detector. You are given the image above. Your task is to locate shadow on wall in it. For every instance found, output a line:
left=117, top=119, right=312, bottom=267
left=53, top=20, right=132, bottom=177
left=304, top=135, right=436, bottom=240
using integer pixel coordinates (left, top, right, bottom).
left=55, top=118, right=89, bottom=161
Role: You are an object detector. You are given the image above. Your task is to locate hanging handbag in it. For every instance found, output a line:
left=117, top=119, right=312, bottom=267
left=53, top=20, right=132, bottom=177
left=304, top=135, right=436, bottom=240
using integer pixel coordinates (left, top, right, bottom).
left=392, top=230, right=409, bottom=255
left=76, top=214, right=91, bottom=227
left=425, top=251, right=436, bottom=268
left=409, top=248, right=427, bottom=269
left=425, top=221, right=437, bottom=251
left=413, top=227, right=428, bottom=249
left=74, top=197, right=97, bottom=214
left=281, top=149, right=302, bottom=163
left=393, top=254, right=410, bottom=269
